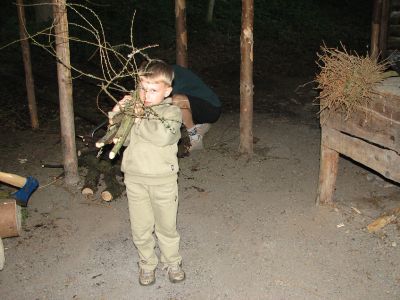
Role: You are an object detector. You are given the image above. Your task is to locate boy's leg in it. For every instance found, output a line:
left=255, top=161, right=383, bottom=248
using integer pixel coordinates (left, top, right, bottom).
left=125, top=180, right=158, bottom=271
left=150, top=182, right=185, bottom=283
left=149, top=182, right=182, bottom=266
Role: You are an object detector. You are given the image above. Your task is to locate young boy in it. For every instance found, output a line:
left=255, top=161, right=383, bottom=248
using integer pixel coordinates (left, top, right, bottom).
left=117, top=60, right=185, bottom=286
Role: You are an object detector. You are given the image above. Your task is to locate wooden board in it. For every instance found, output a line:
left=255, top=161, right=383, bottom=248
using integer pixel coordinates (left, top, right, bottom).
left=322, top=106, right=400, bottom=153
left=321, top=77, right=400, bottom=153
left=322, top=127, right=400, bottom=182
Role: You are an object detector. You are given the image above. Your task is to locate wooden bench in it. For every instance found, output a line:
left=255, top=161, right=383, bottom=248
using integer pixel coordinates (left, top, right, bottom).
left=316, top=77, right=400, bottom=205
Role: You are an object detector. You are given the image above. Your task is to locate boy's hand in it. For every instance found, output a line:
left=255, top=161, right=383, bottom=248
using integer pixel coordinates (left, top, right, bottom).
left=112, top=95, right=132, bottom=113
left=134, top=101, right=144, bottom=116
left=109, top=95, right=132, bottom=125
left=109, top=94, right=144, bottom=124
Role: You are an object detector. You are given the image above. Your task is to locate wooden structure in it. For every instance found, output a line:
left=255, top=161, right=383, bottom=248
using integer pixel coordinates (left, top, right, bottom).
left=372, top=0, right=400, bottom=58
left=17, top=0, right=39, bottom=129
left=175, top=0, right=188, bottom=67
left=316, top=77, right=400, bottom=205
left=53, top=0, right=79, bottom=185
left=239, top=0, right=254, bottom=155
left=386, top=0, right=400, bottom=55
left=0, top=200, right=21, bottom=238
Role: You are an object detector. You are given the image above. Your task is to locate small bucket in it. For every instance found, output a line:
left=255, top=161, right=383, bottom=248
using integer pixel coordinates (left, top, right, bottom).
left=0, top=200, right=21, bottom=238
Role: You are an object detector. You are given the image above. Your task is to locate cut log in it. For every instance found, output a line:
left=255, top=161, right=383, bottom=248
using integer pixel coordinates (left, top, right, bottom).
left=101, top=169, right=124, bottom=201
left=79, top=149, right=124, bottom=201
left=0, top=200, right=21, bottom=238
left=79, top=155, right=103, bottom=195
left=81, top=187, right=94, bottom=196
left=0, top=237, right=4, bottom=270
left=101, top=191, right=113, bottom=202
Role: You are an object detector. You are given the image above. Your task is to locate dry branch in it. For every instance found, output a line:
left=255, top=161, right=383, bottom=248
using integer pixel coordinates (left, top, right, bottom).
left=315, top=44, right=389, bottom=121
left=367, top=207, right=400, bottom=233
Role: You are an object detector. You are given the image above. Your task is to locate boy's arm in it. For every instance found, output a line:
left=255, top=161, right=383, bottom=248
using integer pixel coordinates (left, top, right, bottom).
left=137, top=106, right=182, bottom=147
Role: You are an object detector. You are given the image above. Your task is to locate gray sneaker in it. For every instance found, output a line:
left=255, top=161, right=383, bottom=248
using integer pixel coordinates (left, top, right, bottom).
left=165, top=263, right=186, bottom=283
left=188, top=127, right=204, bottom=151
left=189, top=133, right=204, bottom=151
left=139, top=268, right=156, bottom=286
left=195, top=123, right=211, bottom=136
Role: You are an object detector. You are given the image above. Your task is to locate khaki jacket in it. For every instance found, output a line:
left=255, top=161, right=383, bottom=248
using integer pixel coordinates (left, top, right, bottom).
left=121, top=98, right=182, bottom=185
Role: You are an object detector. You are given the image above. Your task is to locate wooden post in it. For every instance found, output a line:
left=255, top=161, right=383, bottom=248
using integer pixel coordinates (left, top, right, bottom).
left=53, top=0, right=79, bottom=185
left=17, top=0, right=39, bottom=129
left=175, top=0, right=188, bottom=67
left=239, top=0, right=254, bottom=156
left=379, top=0, right=390, bottom=58
left=206, top=0, right=216, bottom=23
left=316, top=127, right=339, bottom=206
left=370, top=0, right=383, bottom=59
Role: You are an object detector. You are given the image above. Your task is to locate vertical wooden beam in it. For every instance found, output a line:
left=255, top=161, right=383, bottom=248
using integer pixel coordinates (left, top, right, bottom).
left=370, top=0, right=383, bottom=59
left=316, top=127, right=339, bottom=206
left=239, top=0, right=254, bottom=156
left=53, top=0, right=79, bottom=185
left=175, top=0, right=188, bottom=67
left=379, top=0, right=390, bottom=58
left=17, top=0, right=39, bottom=129
left=206, top=0, right=215, bottom=23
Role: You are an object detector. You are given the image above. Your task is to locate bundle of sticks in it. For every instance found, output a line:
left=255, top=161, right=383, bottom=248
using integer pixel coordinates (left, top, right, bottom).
left=96, top=107, right=136, bottom=160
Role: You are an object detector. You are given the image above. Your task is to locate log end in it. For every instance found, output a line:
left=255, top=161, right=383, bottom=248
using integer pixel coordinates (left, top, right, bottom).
left=101, top=191, right=113, bottom=202
left=81, top=187, right=94, bottom=196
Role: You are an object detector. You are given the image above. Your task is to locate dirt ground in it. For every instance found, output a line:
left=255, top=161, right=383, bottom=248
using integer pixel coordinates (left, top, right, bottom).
left=1, top=76, right=400, bottom=300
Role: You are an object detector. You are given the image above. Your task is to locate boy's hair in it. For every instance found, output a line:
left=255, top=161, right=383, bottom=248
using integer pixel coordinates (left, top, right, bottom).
left=138, top=60, right=174, bottom=86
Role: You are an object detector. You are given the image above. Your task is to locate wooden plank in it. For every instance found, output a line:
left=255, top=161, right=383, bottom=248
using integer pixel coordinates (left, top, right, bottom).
left=370, top=94, right=400, bottom=121
left=322, top=127, right=400, bottom=182
left=387, top=36, right=400, bottom=48
left=374, top=77, right=400, bottom=101
left=322, top=106, right=400, bottom=153
left=316, top=130, right=339, bottom=206
left=389, top=24, right=400, bottom=37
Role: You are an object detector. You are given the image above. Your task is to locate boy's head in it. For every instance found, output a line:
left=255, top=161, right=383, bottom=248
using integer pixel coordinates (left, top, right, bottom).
left=137, top=60, right=174, bottom=107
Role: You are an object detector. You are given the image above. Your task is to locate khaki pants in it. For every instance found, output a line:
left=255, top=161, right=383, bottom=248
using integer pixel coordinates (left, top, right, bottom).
left=125, top=178, right=182, bottom=271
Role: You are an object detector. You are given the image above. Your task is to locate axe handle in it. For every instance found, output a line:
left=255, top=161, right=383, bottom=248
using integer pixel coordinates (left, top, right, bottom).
left=0, top=171, right=27, bottom=188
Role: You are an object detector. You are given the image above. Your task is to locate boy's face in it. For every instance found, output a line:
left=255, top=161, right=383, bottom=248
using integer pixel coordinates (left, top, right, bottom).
left=138, top=76, right=172, bottom=107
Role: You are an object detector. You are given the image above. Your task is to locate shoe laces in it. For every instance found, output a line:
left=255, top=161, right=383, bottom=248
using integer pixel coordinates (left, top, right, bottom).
left=163, top=264, right=181, bottom=273
left=187, top=127, right=198, bottom=136
left=141, top=268, right=154, bottom=276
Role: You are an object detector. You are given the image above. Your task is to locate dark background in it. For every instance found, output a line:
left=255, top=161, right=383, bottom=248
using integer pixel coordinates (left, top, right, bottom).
left=0, top=0, right=373, bottom=129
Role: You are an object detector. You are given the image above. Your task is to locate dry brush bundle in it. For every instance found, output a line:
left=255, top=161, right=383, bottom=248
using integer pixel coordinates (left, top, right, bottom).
left=315, top=44, right=388, bottom=120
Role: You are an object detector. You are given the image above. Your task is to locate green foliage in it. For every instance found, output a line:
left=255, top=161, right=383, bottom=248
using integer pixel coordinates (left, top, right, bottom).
left=21, top=207, right=29, bottom=225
